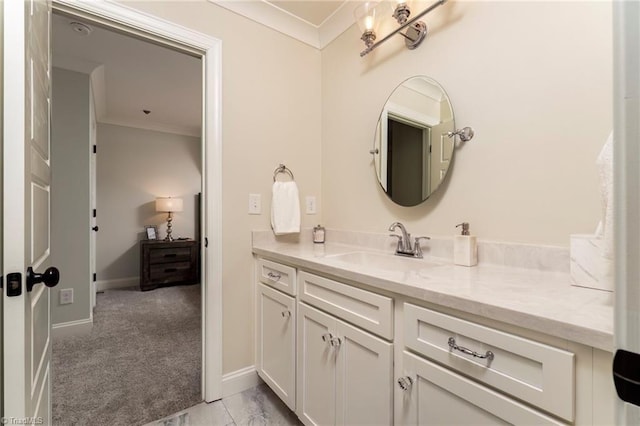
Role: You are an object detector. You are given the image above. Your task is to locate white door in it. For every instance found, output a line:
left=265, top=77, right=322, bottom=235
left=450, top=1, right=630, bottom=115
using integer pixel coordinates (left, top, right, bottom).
left=335, top=319, right=393, bottom=426
left=297, top=303, right=336, bottom=426
left=613, top=1, right=640, bottom=423
left=256, top=283, right=295, bottom=410
left=3, top=0, right=56, bottom=423
left=89, top=86, right=97, bottom=310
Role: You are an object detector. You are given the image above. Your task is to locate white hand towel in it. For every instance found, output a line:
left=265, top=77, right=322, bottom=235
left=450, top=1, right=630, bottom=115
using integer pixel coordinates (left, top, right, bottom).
left=271, top=181, right=301, bottom=235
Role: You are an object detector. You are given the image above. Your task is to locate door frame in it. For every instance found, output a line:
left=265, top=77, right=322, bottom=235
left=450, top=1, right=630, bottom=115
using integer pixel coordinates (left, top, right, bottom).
left=52, top=0, right=223, bottom=402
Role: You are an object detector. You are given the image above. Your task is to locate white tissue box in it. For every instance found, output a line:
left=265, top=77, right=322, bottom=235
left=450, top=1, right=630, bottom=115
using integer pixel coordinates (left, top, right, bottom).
left=570, top=234, right=613, bottom=292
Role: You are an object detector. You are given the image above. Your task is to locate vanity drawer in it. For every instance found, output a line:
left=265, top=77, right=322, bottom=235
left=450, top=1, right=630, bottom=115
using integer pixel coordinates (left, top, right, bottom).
left=404, top=303, right=574, bottom=422
left=298, top=271, right=393, bottom=340
left=257, top=258, right=297, bottom=296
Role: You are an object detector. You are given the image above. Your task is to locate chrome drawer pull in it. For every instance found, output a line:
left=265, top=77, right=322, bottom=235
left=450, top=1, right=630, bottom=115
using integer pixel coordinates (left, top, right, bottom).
left=397, top=376, right=413, bottom=391
left=448, top=337, right=494, bottom=361
left=321, top=333, right=333, bottom=342
left=266, top=271, right=282, bottom=281
left=281, top=310, right=291, bottom=319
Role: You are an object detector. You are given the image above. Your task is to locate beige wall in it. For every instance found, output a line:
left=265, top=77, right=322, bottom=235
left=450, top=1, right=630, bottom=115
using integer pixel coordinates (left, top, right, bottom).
left=96, top=123, right=202, bottom=280
left=322, top=1, right=612, bottom=246
left=118, top=1, right=610, bottom=376
left=120, top=1, right=323, bottom=374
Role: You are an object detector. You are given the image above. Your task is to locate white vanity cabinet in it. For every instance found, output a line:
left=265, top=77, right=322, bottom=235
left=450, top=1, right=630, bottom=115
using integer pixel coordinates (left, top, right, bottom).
left=297, top=302, right=393, bottom=426
left=398, top=351, right=565, bottom=425
left=255, top=259, right=297, bottom=410
left=397, top=303, right=575, bottom=425
left=296, top=270, right=394, bottom=426
left=253, top=254, right=615, bottom=425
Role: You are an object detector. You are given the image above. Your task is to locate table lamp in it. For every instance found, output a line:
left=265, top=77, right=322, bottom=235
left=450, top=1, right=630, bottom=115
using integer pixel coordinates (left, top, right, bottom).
left=155, top=197, right=183, bottom=241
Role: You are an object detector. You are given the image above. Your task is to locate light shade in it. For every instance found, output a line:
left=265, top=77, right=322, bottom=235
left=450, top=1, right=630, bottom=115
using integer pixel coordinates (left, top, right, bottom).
left=156, top=197, right=183, bottom=213
left=354, top=1, right=381, bottom=33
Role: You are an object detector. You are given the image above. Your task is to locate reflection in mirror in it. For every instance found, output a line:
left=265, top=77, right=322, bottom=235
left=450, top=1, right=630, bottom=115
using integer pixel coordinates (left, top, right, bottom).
left=373, top=76, right=455, bottom=206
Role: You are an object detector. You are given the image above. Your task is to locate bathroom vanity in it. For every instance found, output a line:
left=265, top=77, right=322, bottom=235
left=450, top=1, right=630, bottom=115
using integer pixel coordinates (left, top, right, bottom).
left=252, top=230, right=614, bottom=425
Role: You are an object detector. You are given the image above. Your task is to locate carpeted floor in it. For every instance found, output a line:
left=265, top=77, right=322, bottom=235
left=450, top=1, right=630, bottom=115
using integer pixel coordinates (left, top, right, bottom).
left=52, top=284, right=202, bottom=426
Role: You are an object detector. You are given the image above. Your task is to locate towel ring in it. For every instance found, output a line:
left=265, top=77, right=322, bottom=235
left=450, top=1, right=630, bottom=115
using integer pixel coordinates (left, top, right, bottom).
left=273, top=164, right=295, bottom=182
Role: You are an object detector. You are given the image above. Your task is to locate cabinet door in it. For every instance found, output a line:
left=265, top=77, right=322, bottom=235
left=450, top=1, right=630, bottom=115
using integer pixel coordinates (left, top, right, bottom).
left=397, top=352, right=566, bottom=425
left=297, top=303, right=337, bottom=426
left=335, top=320, right=393, bottom=426
left=257, top=284, right=296, bottom=410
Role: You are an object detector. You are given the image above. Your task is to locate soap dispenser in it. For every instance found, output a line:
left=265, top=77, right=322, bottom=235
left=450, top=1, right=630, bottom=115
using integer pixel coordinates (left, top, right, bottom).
left=454, top=222, right=478, bottom=267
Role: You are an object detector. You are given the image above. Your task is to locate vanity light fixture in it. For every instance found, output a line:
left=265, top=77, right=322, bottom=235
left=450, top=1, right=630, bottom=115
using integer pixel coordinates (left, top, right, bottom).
left=356, top=0, right=448, bottom=57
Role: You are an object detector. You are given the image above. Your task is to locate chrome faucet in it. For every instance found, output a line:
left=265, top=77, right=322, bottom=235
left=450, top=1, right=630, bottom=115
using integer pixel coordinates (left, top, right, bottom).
left=389, top=222, right=430, bottom=258
left=389, top=222, right=412, bottom=252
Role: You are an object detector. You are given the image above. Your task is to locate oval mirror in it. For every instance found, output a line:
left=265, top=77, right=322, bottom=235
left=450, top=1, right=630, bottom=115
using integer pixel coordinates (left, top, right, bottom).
left=372, top=76, right=455, bottom=206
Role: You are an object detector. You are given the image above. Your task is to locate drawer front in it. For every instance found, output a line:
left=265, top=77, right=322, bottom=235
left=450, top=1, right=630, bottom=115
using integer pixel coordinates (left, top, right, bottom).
left=149, top=262, right=194, bottom=283
left=257, top=258, right=296, bottom=296
left=399, top=351, right=566, bottom=425
left=404, top=303, right=574, bottom=422
left=298, top=271, right=393, bottom=340
left=149, top=247, right=192, bottom=264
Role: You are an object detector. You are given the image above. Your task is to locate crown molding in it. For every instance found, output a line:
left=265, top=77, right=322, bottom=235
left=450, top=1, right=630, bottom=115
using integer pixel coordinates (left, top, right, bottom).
left=318, top=2, right=355, bottom=48
left=208, top=0, right=355, bottom=50
left=98, top=116, right=201, bottom=138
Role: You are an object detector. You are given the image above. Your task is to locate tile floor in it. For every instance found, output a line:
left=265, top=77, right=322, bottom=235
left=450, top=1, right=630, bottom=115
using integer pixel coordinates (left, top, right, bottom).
left=148, top=383, right=301, bottom=426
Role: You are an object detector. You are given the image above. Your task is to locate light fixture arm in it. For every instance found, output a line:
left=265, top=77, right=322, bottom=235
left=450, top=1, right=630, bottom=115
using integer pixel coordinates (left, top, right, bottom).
left=360, top=0, right=447, bottom=57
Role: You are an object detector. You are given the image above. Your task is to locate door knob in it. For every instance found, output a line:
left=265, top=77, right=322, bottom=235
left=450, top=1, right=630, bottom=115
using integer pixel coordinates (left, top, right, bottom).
left=92, top=226, right=99, bottom=232
left=26, top=266, right=60, bottom=292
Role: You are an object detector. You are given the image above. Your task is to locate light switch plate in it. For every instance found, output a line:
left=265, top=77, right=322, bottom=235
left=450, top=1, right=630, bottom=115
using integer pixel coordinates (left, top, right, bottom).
left=249, top=193, right=261, bottom=215
left=60, top=288, right=74, bottom=305
left=305, top=196, right=317, bottom=214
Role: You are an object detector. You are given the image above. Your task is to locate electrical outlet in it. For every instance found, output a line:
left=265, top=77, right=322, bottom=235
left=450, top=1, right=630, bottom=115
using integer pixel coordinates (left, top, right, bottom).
left=60, top=288, right=74, bottom=305
left=305, top=196, right=317, bottom=214
left=248, top=193, right=261, bottom=215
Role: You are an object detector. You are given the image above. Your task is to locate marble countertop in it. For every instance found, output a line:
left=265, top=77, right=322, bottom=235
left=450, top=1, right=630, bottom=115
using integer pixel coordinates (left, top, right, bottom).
left=252, top=238, right=613, bottom=352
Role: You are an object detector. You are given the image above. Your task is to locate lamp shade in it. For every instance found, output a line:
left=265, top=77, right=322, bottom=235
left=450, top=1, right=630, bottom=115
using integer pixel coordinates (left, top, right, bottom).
left=156, top=197, right=183, bottom=213
left=354, top=1, right=381, bottom=33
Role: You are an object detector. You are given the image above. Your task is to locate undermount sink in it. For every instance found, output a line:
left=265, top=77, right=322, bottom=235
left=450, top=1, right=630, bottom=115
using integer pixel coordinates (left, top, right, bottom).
left=327, top=251, right=444, bottom=271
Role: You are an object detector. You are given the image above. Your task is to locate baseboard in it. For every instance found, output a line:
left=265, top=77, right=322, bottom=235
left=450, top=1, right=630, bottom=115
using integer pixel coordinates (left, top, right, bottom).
left=222, top=366, right=263, bottom=398
left=96, top=276, right=138, bottom=292
left=52, top=318, right=93, bottom=338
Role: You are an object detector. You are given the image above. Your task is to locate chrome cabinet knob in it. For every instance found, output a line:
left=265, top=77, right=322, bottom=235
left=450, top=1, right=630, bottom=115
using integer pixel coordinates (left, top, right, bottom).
left=321, top=333, right=333, bottom=342
left=330, top=337, right=343, bottom=347
left=397, top=376, right=413, bottom=391
left=281, top=310, right=291, bottom=318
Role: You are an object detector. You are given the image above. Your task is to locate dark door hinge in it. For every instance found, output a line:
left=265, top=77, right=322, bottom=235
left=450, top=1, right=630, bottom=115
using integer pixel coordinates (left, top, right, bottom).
left=93, top=273, right=97, bottom=282
left=205, top=237, right=208, bottom=248
left=93, top=145, right=97, bottom=154
left=93, top=209, right=97, bottom=218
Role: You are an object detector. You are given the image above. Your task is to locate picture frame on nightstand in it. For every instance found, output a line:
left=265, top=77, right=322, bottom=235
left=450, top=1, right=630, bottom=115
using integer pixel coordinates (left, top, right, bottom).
left=145, top=225, right=159, bottom=240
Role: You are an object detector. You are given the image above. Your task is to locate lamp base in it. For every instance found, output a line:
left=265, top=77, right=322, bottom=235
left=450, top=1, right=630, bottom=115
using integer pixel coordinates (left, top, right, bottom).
left=164, top=212, right=175, bottom=242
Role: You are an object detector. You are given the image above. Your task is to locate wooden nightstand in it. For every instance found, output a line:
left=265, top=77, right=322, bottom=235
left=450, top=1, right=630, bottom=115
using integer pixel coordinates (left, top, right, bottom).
left=139, top=239, right=199, bottom=291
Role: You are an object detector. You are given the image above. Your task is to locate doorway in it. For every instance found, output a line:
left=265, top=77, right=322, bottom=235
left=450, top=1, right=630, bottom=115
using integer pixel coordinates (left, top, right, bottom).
left=50, top=0, right=223, bottom=420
